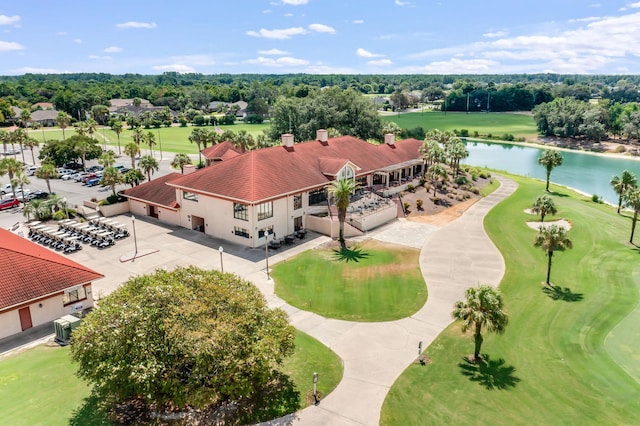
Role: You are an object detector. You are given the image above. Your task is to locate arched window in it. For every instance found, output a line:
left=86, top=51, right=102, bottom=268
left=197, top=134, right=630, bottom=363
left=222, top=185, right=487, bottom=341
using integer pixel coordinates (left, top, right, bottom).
left=338, top=164, right=354, bottom=181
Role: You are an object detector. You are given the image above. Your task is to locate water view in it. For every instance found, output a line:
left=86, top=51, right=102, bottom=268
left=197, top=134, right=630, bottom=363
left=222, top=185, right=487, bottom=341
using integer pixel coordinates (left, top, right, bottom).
left=463, top=141, right=640, bottom=205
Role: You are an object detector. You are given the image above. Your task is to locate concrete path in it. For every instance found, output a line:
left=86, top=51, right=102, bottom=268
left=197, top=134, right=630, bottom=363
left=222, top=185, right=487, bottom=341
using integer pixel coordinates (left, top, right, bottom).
left=260, top=176, right=517, bottom=425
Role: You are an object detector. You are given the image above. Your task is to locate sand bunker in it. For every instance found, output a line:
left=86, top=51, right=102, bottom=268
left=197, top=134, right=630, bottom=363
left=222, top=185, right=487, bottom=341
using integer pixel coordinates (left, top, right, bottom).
left=526, top=219, right=572, bottom=231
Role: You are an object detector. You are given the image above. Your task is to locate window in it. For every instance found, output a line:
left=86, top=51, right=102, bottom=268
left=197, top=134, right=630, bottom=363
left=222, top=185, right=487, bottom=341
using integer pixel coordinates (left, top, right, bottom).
left=258, top=225, right=274, bottom=239
left=293, top=194, right=302, bottom=210
left=308, top=188, right=327, bottom=205
left=63, top=286, right=87, bottom=306
left=183, top=191, right=198, bottom=202
left=234, top=226, right=250, bottom=238
left=338, top=165, right=355, bottom=181
left=234, top=203, right=248, bottom=221
left=257, top=201, right=273, bottom=220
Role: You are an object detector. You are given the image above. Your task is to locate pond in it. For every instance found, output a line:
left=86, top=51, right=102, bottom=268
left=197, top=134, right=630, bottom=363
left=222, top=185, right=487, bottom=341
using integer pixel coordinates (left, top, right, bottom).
left=463, top=141, right=640, bottom=205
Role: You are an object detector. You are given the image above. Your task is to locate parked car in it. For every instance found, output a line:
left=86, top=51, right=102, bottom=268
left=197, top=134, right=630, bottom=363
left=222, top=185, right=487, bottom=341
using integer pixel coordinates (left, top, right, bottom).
left=74, top=172, right=89, bottom=182
left=1, top=183, right=12, bottom=195
left=86, top=177, right=101, bottom=187
left=26, top=165, right=40, bottom=176
left=81, top=173, right=97, bottom=184
left=62, top=172, right=78, bottom=181
left=5, top=189, right=31, bottom=202
left=87, top=165, right=103, bottom=173
left=0, top=198, right=20, bottom=210
left=29, top=190, right=50, bottom=200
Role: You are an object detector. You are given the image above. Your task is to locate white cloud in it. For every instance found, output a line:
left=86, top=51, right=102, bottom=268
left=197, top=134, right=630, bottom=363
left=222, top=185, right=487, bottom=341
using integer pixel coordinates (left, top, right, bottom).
left=263, top=9, right=272, bottom=14
left=246, top=26, right=307, bottom=39
left=73, top=38, right=82, bottom=44
left=282, top=0, right=309, bottom=4
left=395, top=0, right=410, bottom=6
left=568, top=16, right=600, bottom=23
left=89, top=55, right=112, bottom=60
left=367, top=59, right=393, bottom=66
left=631, top=2, right=640, bottom=7
left=152, top=64, right=196, bottom=73
left=0, top=15, right=20, bottom=26
left=258, top=48, right=289, bottom=55
left=0, top=40, right=24, bottom=51
left=245, top=56, right=309, bottom=67
left=309, top=23, right=335, bottom=34
left=353, top=19, right=364, bottom=24
left=357, top=48, right=383, bottom=58
left=116, top=21, right=157, bottom=29
left=588, top=3, right=601, bottom=7
left=103, top=46, right=123, bottom=53
left=483, top=31, right=507, bottom=38
left=10, top=67, right=64, bottom=74
left=56, top=31, right=68, bottom=36
left=421, top=58, right=498, bottom=73
left=284, top=13, right=293, bottom=17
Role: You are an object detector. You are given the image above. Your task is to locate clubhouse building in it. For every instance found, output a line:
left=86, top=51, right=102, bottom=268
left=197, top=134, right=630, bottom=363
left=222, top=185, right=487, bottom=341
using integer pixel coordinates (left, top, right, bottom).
left=123, top=130, right=425, bottom=248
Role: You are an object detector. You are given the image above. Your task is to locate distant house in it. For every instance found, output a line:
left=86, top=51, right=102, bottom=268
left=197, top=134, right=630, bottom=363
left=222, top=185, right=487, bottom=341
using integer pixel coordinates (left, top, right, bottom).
left=109, top=98, right=152, bottom=111
left=0, top=229, right=103, bottom=340
left=31, top=109, right=59, bottom=127
left=32, top=102, right=54, bottom=110
left=201, top=141, right=243, bottom=166
left=206, top=100, right=248, bottom=118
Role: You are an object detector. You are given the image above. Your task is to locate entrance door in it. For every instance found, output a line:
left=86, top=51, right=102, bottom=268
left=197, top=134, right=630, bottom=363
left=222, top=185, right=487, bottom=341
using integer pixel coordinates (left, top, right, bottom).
left=148, top=205, right=158, bottom=218
left=18, top=307, right=32, bottom=331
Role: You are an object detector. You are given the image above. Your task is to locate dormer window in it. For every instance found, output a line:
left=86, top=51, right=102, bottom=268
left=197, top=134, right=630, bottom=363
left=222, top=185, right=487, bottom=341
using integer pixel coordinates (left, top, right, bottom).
left=338, top=164, right=355, bottom=181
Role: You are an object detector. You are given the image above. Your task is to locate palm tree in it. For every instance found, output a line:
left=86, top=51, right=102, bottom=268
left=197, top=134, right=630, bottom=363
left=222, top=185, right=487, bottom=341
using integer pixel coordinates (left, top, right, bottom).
left=611, top=170, right=638, bottom=214
left=138, top=155, right=159, bottom=182
left=74, top=138, right=92, bottom=171
left=11, top=170, right=29, bottom=201
left=132, top=128, right=144, bottom=148
left=171, top=153, right=192, bottom=174
left=624, top=187, right=640, bottom=244
left=85, top=119, right=98, bottom=139
left=98, top=151, right=116, bottom=168
left=327, top=178, right=358, bottom=250
left=534, top=224, right=573, bottom=286
left=23, top=199, right=40, bottom=221
left=538, top=149, right=563, bottom=192
left=452, top=284, right=508, bottom=361
left=189, top=128, right=211, bottom=166
left=110, top=120, right=123, bottom=155
left=0, top=157, right=24, bottom=197
left=426, top=163, right=448, bottom=196
left=145, top=131, right=156, bottom=156
left=420, top=138, right=445, bottom=168
left=11, top=128, right=27, bottom=164
left=57, top=111, right=71, bottom=140
left=35, top=163, right=58, bottom=193
left=0, top=130, right=9, bottom=155
left=76, top=120, right=89, bottom=137
left=124, top=168, right=144, bottom=187
left=447, top=140, right=469, bottom=175
left=530, top=194, right=557, bottom=222
left=24, top=137, right=39, bottom=164
left=124, top=142, right=140, bottom=169
left=100, top=167, right=123, bottom=196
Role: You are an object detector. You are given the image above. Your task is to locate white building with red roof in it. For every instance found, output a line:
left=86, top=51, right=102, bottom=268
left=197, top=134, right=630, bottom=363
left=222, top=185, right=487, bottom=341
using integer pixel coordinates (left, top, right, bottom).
left=124, top=131, right=425, bottom=248
left=0, top=229, right=103, bottom=340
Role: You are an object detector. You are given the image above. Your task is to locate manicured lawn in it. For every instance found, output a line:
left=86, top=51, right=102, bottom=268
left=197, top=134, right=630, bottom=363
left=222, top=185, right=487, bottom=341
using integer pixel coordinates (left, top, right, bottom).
left=273, top=240, right=428, bottom=321
left=382, top=111, right=537, bottom=140
left=31, top=123, right=270, bottom=155
left=1, top=331, right=342, bottom=425
left=380, top=176, right=640, bottom=425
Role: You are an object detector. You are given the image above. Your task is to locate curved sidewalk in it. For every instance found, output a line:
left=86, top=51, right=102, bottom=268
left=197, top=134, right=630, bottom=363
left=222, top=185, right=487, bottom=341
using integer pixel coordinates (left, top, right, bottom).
left=264, top=175, right=517, bottom=425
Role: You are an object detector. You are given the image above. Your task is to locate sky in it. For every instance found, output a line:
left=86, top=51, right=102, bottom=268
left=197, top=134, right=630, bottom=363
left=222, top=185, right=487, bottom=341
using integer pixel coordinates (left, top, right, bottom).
left=2, top=1, right=640, bottom=76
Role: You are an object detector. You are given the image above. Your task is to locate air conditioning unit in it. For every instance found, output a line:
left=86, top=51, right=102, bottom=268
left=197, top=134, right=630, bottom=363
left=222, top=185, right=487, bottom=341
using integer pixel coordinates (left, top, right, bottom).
left=53, top=314, right=82, bottom=345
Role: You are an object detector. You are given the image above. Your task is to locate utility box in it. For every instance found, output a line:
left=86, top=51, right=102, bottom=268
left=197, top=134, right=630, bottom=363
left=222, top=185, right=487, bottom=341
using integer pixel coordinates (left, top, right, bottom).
left=54, top=314, right=82, bottom=345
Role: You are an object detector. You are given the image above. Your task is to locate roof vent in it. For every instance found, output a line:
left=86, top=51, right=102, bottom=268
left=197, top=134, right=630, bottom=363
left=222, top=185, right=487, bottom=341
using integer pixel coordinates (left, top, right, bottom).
left=281, top=133, right=294, bottom=148
left=384, top=133, right=395, bottom=146
left=317, top=129, right=328, bottom=142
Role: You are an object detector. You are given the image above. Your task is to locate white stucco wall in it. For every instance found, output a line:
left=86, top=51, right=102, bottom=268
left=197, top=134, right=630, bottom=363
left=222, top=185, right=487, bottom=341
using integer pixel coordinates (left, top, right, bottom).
left=0, top=284, right=94, bottom=340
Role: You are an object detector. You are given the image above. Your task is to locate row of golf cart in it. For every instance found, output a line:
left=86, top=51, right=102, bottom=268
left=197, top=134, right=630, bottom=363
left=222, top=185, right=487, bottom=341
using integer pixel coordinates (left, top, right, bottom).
left=27, top=217, right=130, bottom=253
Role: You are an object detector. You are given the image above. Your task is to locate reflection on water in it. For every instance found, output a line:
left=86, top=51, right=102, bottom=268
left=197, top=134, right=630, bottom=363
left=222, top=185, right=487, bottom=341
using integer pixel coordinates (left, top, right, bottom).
left=463, top=141, right=640, bottom=205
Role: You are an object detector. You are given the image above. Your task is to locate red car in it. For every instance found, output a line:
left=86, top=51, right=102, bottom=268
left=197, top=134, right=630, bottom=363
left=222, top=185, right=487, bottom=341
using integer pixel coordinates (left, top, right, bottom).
left=0, top=198, right=20, bottom=210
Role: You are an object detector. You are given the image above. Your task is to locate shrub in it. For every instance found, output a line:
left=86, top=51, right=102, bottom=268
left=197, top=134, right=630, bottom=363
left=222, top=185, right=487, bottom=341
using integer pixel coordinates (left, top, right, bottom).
left=471, top=173, right=478, bottom=181
left=52, top=210, right=66, bottom=221
left=474, top=131, right=479, bottom=137
left=454, top=175, right=468, bottom=185
left=470, top=186, right=480, bottom=195
left=419, top=177, right=426, bottom=186
left=98, top=199, right=109, bottom=206
left=403, top=202, right=411, bottom=213
left=416, top=199, right=423, bottom=210
left=430, top=197, right=440, bottom=205
left=90, top=197, right=98, bottom=203
left=517, top=137, right=526, bottom=142
left=615, top=145, right=627, bottom=153
left=502, top=133, right=515, bottom=141
left=460, top=129, right=469, bottom=137
left=448, top=193, right=454, bottom=199
left=591, top=194, right=601, bottom=203
left=487, top=133, right=493, bottom=138
left=456, top=195, right=464, bottom=201
left=407, top=184, right=416, bottom=193
left=106, top=194, right=119, bottom=205
left=479, top=172, right=489, bottom=179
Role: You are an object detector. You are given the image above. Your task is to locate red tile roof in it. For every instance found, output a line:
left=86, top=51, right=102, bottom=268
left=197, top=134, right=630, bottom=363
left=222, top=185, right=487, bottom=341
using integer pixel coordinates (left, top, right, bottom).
left=201, top=141, right=243, bottom=161
left=122, top=173, right=182, bottom=209
left=0, top=229, right=103, bottom=311
left=168, top=136, right=424, bottom=203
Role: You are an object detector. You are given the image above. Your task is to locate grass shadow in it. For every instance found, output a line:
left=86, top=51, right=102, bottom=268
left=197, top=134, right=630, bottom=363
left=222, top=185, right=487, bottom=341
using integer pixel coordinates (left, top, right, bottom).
left=239, top=371, right=300, bottom=425
left=548, top=190, right=569, bottom=197
left=332, top=246, right=371, bottom=263
left=68, top=394, right=112, bottom=426
left=458, top=354, right=520, bottom=390
left=542, top=285, right=584, bottom=302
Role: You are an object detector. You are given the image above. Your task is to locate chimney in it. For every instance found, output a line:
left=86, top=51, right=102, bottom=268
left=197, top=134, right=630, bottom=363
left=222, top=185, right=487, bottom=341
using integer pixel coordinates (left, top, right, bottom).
left=316, top=129, right=328, bottom=142
left=281, top=133, right=294, bottom=148
left=384, top=133, right=395, bottom=146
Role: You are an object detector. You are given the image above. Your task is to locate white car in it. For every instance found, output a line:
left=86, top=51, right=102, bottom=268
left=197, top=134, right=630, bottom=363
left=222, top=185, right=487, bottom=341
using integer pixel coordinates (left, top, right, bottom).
left=1, top=183, right=12, bottom=195
left=26, top=165, right=40, bottom=176
left=62, top=172, right=78, bottom=181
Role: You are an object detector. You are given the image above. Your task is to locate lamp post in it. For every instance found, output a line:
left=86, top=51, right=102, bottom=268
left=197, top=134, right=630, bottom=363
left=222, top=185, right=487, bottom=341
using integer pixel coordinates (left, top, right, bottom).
left=218, top=245, right=224, bottom=273
left=62, top=197, right=69, bottom=219
left=265, top=231, right=271, bottom=280
left=313, top=372, right=319, bottom=404
left=131, top=215, right=138, bottom=261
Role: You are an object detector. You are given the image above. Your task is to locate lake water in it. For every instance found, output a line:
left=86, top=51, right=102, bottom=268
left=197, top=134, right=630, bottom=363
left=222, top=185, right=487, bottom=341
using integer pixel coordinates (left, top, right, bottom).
left=463, top=141, right=640, bottom=205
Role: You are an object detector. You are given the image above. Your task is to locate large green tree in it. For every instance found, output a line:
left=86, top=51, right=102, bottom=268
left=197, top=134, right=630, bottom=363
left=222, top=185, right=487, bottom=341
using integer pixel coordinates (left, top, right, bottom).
left=452, top=284, right=508, bottom=361
left=70, top=267, right=294, bottom=414
left=138, top=154, right=159, bottom=182
left=530, top=194, right=558, bottom=222
left=100, top=166, right=123, bottom=196
left=124, top=142, right=141, bottom=169
left=35, top=163, right=58, bottom=193
left=611, top=170, right=637, bottom=214
left=328, top=178, right=358, bottom=250
left=533, top=224, right=573, bottom=285
left=538, top=149, right=564, bottom=192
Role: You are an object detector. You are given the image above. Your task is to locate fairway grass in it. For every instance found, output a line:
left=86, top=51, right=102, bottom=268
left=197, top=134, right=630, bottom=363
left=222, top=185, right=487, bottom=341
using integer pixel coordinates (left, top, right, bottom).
left=273, top=240, right=427, bottom=321
left=383, top=111, right=537, bottom=140
left=1, top=331, right=342, bottom=425
left=380, top=176, right=640, bottom=425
